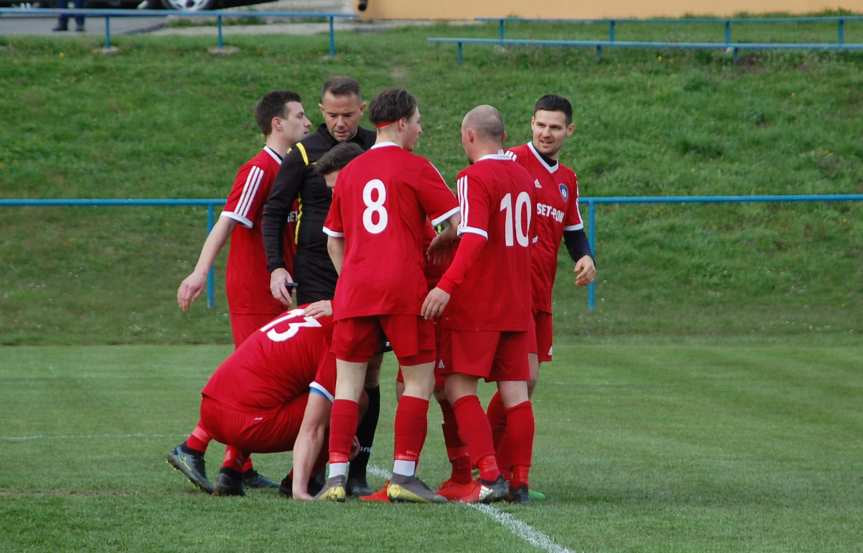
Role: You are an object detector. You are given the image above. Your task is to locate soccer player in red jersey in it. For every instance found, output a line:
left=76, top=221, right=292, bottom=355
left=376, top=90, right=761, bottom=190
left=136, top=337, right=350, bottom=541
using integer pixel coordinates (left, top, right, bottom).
left=486, top=95, right=597, bottom=487
left=422, top=105, right=536, bottom=503
left=177, top=90, right=311, bottom=344
left=167, top=304, right=347, bottom=498
left=172, top=91, right=311, bottom=490
left=317, top=88, right=460, bottom=503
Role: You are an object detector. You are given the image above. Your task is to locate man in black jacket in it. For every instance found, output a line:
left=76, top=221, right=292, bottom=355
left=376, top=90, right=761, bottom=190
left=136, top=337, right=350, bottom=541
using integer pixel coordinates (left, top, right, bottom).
left=263, top=76, right=376, bottom=306
left=261, top=76, right=378, bottom=496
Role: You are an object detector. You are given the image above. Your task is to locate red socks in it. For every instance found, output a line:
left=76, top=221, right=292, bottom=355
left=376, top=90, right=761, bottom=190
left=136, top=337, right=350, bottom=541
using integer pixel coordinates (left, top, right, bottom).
left=439, top=399, right=471, bottom=484
left=452, top=395, right=499, bottom=482
left=185, top=423, right=211, bottom=453
left=394, top=395, right=429, bottom=462
left=189, top=423, right=256, bottom=473
left=486, top=392, right=507, bottom=450
left=221, top=446, right=247, bottom=472
left=328, top=399, right=359, bottom=464
left=503, top=400, right=534, bottom=489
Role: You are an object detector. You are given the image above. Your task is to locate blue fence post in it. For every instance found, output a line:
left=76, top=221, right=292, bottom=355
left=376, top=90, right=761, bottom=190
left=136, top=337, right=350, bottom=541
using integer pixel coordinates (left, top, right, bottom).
left=328, top=16, right=336, bottom=55
left=103, top=15, right=111, bottom=49
left=587, top=201, right=597, bottom=312
left=216, top=15, right=223, bottom=49
left=608, top=19, right=616, bottom=43
left=498, top=18, right=505, bottom=43
left=724, top=20, right=732, bottom=44
left=457, top=41, right=464, bottom=64
left=838, top=17, right=845, bottom=45
left=206, top=204, right=215, bottom=309
left=595, top=43, right=603, bottom=61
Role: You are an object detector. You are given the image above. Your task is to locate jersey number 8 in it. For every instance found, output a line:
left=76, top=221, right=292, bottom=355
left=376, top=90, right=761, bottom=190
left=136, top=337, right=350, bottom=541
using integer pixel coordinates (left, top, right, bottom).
left=362, top=179, right=388, bottom=234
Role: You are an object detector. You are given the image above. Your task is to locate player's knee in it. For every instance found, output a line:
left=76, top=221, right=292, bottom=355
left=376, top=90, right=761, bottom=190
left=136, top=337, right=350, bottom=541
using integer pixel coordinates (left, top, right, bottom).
left=499, top=380, right=530, bottom=407
left=401, top=363, right=435, bottom=399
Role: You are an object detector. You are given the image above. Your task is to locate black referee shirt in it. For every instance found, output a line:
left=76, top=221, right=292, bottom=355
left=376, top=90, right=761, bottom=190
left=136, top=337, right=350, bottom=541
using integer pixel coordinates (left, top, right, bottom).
left=261, top=123, right=376, bottom=302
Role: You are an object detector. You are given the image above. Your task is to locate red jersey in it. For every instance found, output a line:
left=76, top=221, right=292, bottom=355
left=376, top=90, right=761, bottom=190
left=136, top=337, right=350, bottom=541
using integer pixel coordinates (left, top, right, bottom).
left=439, top=154, right=534, bottom=332
left=508, top=143, right=583, bottom=313
left=222, top=146, right=295, bottom=315
left=323, top=142, right=459, bottom=319
left=201, top=308, right=336, bottom=412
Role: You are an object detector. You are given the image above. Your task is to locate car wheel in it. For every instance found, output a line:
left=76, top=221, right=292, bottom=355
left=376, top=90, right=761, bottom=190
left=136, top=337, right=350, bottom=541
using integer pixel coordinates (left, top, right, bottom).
left=160, top=0, right=215, bottom=10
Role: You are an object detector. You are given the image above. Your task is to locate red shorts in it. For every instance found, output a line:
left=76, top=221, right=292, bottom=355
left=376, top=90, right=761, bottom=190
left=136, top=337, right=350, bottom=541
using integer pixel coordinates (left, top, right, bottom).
left=332, top=315, right=435, bottom=366
left=398, top=324, right=445, bottom=391
left=199, top=394, right=307, bottom=454
left=229, top=312, right=280, bottom=348
left=529, top=311, right=553, bottom=363
left=438, top=329, right=530, bottom=382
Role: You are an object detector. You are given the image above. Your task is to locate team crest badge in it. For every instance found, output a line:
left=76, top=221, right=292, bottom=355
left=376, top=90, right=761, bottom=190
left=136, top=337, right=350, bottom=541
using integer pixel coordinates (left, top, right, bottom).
left=559, top=183, right=569, bottom=200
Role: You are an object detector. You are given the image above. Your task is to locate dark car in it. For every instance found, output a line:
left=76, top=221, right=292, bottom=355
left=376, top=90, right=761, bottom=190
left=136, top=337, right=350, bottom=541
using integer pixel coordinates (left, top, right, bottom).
left=1, top=0, right=274, bottom=10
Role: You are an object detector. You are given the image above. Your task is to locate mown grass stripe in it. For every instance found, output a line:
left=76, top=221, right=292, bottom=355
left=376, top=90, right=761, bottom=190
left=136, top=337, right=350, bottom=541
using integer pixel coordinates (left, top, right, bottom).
left=369, top=465, right=574, bottom=553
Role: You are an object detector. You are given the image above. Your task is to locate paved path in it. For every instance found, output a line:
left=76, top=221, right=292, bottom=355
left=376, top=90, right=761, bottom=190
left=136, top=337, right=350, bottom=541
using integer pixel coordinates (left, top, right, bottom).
left=0, top=0, right=352, bottom=37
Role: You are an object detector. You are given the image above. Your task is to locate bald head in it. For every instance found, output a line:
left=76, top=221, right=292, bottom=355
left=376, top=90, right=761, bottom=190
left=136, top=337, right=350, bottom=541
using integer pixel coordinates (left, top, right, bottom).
left=461, top=105, right=505, bottom=145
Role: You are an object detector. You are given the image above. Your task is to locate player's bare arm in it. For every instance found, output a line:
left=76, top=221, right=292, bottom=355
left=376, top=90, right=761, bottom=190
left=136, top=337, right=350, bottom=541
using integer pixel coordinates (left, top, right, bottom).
left=574, top=255, right=596, bottom=286
left=291, top=393, right=332, bottom=500
left=177, top=216, right=236, bottom=311
left=326, top=235, right=345, bottom=275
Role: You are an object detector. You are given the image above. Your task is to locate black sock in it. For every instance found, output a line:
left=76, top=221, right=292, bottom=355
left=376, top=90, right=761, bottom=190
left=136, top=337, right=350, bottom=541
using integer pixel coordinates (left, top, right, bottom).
left=219, top=467, right=242, bottom=479
left=350, top=385, right=380, bottom=480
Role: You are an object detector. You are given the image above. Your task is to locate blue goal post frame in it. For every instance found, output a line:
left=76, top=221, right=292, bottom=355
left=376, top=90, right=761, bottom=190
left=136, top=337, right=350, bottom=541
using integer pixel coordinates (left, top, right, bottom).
left=2, top=194, right=862, bottom=311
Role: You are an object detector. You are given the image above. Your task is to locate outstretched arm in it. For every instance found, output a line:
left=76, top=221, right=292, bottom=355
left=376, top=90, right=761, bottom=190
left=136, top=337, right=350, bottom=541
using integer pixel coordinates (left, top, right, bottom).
left=177, top=216, right=236, bottom=311
left=291, top=393, right=332, bottom=500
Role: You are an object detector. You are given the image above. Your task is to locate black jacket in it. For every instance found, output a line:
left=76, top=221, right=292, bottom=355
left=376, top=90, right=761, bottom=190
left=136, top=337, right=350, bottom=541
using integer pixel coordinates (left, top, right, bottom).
left=262, top=124, right=376, bottom=300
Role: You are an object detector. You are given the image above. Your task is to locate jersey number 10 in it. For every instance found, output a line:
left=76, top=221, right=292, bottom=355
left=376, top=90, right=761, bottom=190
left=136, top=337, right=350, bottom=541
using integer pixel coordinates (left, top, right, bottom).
left=500, top=191, right=531, bottom=247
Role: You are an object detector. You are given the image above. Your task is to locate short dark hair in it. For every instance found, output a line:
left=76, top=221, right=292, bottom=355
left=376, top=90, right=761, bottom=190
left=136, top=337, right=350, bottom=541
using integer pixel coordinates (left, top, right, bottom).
left=255, top=90, right=301, bottom=135
left=314, top=142, right=364, bottom=176
left=321, top=76, right=361, bottom=100
left=533, top=94, right=573, bottom=124
left=368, top=88, right=417, bottom=125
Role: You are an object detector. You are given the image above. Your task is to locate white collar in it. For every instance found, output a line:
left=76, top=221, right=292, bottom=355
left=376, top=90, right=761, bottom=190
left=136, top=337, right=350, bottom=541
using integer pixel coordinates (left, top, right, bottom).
left=476, top=150, right=510, bottom=162
left=527, top=141, right=559, bottom=174
left=370, top=141, right=400, bottom=150
left=263, top=146, right=283, bottom=165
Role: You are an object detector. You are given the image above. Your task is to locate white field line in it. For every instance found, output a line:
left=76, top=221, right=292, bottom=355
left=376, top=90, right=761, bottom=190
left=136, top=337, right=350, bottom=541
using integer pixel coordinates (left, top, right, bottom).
left=368, top=466, right=575, bottom=553
left=0, top=432, right=186, bottom=442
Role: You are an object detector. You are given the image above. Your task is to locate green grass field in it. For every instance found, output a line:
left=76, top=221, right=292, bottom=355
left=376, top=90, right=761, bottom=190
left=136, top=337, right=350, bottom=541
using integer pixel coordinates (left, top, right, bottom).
left=1, top=18, right=861, bottom=552
left=1, top=341, right=861, bottom=552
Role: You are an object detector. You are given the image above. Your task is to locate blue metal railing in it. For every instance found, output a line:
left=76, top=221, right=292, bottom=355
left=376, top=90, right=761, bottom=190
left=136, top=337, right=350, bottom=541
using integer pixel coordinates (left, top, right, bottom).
left=0, top=8, right=355, bottom=53
left=0, top=198, right=225, bottom=308
left=477, top=15, right=863, bottom=45
left=428, top=36, right=863, bottom=63
left=2, top=194, right=862, bottom=312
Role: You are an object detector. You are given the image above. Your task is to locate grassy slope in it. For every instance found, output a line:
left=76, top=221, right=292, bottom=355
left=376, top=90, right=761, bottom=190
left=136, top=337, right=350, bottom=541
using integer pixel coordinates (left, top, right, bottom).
left=0, top=22, right=861, bottom=345
left=0, top=343, right=861, bottom=552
